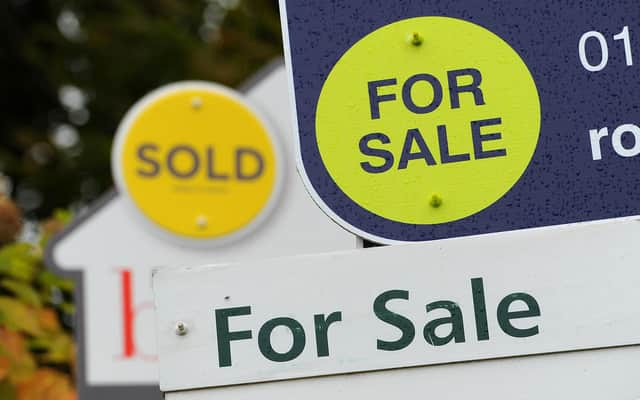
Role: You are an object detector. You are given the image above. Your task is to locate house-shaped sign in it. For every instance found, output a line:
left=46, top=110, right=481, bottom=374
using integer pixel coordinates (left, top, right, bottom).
left=45, top=61, right=356, bottom=399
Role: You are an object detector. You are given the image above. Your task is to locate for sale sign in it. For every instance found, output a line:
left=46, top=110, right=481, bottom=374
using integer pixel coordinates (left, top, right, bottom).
left=153, top=219, right=640, bottom=396
left=280, top=1, right=640, bottom=244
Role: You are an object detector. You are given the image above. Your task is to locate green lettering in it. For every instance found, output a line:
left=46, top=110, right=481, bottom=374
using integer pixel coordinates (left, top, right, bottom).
left=314, top=312, right=342, bottom=357
left=471, top=278, right=490, bottom=341
left=373, top=290, right=415, bottom=351
left=258, top=317, right=306, bottom=362
left=424, top=301, right=466, bottom=346
left=215, top=306, right=252, bottom=367
left=497, top=293, right=541, bottom=338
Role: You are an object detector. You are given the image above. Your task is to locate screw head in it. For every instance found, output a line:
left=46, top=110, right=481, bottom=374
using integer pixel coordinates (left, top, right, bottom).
left=191, top=97, right=203, bottom=110
left=175, top=321, right=188, bottom=336
left=429, top=193, right=443, bottom=208
left=196, top=215, right=208, bottom=229
left=409, top=32, right=424, bottom=46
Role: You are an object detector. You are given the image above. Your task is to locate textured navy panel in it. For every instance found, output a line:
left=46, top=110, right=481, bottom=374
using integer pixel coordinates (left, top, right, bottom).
left=284, top=0, right=640, bottom=242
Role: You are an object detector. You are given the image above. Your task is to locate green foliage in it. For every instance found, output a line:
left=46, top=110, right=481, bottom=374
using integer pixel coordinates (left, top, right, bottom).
left=0, top=208, right=75, bottom=400
left=1, top=281, right=42, bottom=308
left=0, top=245, right=39, bottom=283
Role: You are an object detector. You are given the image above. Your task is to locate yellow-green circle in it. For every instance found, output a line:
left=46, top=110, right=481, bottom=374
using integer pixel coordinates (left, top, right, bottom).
left=316, top=16, right=541, bottom=224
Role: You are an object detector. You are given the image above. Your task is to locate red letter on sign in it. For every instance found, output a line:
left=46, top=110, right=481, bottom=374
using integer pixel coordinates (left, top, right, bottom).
left=118, top=269, right=157, bottom=361
left=121, top=269, right=136, bottom=357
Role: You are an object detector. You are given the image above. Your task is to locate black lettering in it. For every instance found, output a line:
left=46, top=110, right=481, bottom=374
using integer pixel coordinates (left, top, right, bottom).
left=360, top=133, right=395, bottom=173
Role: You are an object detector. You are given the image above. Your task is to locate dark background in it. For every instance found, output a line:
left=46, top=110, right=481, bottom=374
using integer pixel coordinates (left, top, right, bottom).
left=0, top=0, right=282, bottom=219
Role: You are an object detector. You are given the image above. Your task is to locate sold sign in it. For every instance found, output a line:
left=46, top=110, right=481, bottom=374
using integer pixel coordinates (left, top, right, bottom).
left=112, top=82, right=283, bottom=243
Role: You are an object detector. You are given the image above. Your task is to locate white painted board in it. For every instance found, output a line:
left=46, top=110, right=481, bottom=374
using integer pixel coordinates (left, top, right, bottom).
left=48, top=62, right=356, bottom=389
left=165, top=346, right=640, bottom=400
left=154, top=218, right=640, bottom=393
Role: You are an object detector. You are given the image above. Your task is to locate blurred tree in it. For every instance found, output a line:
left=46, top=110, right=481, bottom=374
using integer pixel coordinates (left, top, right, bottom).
left=0, top=0, right=282, bottom=218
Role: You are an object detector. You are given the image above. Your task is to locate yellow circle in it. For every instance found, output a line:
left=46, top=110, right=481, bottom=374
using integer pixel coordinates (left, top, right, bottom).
left=116, top=84, right=279, bottom=240
left=316, top=17, right=540, bottom=224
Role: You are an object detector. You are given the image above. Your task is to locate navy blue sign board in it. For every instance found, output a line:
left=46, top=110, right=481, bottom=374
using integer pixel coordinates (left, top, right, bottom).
left=279, top=1, right=640, bottom=244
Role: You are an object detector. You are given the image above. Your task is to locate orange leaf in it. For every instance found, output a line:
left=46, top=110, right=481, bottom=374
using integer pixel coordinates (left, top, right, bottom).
left=37, top=309, right=61, bottom=333
left=0, top=328, right=36, bottom=383
left=0, top=355, right=10, bottom=380
left=16, top=369, right=76, bottom=400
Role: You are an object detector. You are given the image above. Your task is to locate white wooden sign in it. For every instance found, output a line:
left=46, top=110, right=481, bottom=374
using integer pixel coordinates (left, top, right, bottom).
left=165, top=347, right=640, bottom=400
left=154, top=218, right=640, bottom=396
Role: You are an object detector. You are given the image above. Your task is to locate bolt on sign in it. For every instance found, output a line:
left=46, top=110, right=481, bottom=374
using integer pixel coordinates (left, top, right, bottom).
left=46, top=62, right=356, bottom=400
left=279, top=0, right=640, bottom=244
left=154, top=220, right=640, bottom=399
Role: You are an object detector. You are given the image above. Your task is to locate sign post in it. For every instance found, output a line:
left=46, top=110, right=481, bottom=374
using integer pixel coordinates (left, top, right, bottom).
left=46, top=61, right=356, bottom=399
left=279, top=0, right=640, bottom=244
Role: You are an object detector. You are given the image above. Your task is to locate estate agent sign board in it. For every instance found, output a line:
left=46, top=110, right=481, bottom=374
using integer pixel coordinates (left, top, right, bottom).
left=279, top=0, right=640, bottom=244
left=111, top=78, right=283, bottom=245
left=154, top=219, right=640, bottom=398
